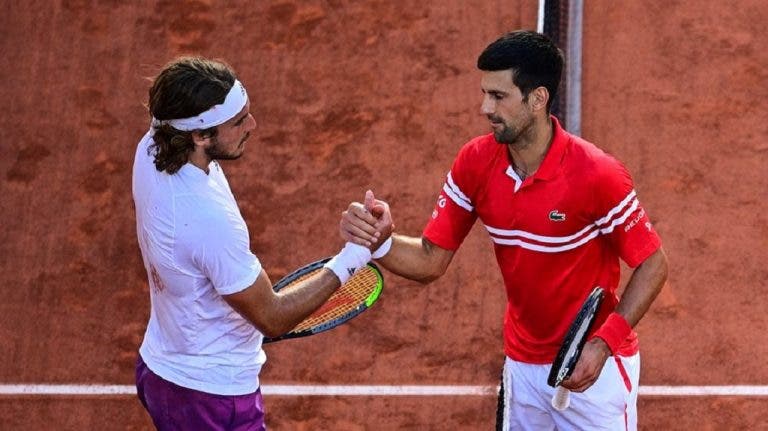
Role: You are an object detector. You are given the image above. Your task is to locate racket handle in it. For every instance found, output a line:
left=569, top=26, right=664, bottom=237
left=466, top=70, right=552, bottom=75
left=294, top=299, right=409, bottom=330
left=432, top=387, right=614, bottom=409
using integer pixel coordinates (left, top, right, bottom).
left=551, top=386, right=570, bottom=411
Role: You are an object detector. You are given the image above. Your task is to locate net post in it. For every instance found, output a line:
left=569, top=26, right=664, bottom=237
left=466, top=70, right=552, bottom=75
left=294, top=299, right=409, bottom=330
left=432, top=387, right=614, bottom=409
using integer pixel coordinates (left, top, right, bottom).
left=539, top=0, right=583, bottom=136
left=565, top=0, right=583, bottom=136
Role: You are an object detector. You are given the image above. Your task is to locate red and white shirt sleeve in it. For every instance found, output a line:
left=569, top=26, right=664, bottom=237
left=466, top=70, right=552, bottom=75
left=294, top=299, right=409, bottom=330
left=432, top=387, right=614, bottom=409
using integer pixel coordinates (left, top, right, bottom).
left=592, top=158, right=662, bottom=268
left=423, top=142, right=479, bottom=251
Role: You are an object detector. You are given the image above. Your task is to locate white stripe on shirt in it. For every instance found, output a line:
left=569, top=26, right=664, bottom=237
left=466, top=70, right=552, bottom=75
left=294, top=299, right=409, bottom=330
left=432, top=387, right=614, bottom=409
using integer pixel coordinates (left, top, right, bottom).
left=442, top=172, right=474, bottom=211
left=485, top=190, right=642, bottom=253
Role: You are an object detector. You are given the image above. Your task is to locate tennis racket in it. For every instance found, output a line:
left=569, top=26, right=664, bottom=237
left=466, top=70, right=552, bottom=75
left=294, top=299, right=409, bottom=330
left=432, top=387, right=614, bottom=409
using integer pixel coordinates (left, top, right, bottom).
left=547, top=286, right=605, bottom=411
left=263, top=258, right=384, bottom=343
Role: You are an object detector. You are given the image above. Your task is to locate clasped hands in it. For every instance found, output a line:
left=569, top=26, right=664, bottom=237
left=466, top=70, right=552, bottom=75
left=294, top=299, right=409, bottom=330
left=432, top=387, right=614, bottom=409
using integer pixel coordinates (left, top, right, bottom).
left=340, top=190, right=394, bottom=253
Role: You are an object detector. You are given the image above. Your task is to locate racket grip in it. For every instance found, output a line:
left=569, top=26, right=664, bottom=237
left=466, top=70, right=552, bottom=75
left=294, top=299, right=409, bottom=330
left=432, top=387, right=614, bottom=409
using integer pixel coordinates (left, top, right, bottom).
left=551, top=386, right=570, bottom=411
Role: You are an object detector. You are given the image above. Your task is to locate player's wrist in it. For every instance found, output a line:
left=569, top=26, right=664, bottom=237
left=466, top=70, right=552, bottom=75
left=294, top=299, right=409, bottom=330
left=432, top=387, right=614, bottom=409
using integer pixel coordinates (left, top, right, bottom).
left=588, top=337, right=612, bottom=359
left=371, top=236, right=393, bottom=259
left=324, top=242, right=372, bottom=284
left=591, top=312, right=632, bottom=355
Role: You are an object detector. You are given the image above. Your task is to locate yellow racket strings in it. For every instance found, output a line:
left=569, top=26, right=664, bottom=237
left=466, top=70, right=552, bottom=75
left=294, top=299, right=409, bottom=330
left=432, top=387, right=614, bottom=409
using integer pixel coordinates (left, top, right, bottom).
left=286, top=266, right=379, bottom=332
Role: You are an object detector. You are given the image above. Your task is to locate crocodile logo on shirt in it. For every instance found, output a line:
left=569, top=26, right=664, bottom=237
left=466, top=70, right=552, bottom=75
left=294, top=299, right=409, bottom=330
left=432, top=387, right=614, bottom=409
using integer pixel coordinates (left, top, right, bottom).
left=549, top=210, right=566, bottom=222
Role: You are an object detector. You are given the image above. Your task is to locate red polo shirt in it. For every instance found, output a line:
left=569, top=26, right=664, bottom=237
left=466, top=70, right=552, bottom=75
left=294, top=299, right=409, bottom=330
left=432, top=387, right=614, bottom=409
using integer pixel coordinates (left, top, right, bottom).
left=423, top=117, right=661, bottom=363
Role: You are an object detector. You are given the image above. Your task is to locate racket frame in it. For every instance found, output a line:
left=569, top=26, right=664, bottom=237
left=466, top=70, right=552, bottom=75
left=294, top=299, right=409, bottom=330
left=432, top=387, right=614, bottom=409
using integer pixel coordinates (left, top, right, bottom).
left=547, top=286, right=605, bottom=410
left=263, top=258, right=383, bottom=343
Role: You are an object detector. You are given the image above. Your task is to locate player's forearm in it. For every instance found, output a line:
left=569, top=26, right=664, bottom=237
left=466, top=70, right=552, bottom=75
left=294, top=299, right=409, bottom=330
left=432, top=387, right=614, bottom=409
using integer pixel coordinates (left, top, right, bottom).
left=376, top=235, right=452, bottom=283
left=268, top=270, right=341, bottom=334
left=615, top=247, right=669, bottom=326
left=264, top=244, right=370, bottom=335
left=226, top=268, right=341, bottom=338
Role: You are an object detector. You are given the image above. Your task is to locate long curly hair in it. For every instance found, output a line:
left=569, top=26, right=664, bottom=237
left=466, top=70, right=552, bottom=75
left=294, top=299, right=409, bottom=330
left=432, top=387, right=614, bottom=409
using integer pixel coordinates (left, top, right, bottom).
left=147, top=57, right=237, bottom=174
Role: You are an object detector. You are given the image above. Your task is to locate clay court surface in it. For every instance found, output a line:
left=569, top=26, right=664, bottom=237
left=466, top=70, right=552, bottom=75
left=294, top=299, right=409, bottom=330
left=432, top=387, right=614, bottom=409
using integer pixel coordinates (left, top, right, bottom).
left=1, top=0, right=767, bottom=429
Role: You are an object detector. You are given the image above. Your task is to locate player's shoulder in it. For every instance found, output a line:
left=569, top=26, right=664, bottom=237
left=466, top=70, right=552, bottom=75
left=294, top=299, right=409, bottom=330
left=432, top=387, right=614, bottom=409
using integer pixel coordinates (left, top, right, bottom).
left=564, top=137, right=636, bottom=203
left=462, top=133, right=498, bottom=152
left=567, top=135, right=628, bottom=178
left=455, top=133, right=501, bottom=165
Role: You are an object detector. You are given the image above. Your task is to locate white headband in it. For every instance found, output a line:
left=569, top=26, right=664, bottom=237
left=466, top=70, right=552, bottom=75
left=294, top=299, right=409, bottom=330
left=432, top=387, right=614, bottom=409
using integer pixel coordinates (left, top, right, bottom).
left=155, top=80, right=248, bottom=131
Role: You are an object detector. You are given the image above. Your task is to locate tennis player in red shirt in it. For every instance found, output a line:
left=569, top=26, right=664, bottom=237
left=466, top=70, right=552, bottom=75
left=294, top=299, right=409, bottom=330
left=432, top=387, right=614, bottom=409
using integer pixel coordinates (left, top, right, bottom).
left=341, top=31, right=668, bottom=430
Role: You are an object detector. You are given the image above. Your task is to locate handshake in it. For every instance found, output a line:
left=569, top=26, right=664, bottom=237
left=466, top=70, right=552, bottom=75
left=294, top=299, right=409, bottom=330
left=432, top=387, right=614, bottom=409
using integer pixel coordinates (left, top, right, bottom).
left=323, top=190, right=395, bottom=284
left=340, top=190, right=395, bottom=255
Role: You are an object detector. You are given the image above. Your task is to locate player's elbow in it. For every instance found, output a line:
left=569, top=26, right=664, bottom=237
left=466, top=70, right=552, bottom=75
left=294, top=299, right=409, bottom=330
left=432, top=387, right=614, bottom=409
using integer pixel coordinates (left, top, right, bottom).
left=238, top=309, right=292, bottom=339
left=413, top=266, right=446, bottom=284
left=259, top=325, right=285, bottom=339
left=652, top=247, right=669, bottom=288
left=415, top=239, right=453, bottom=284
left=254, top=319, right=291, bottom=339
left=639, top=247, right=669, bottom=298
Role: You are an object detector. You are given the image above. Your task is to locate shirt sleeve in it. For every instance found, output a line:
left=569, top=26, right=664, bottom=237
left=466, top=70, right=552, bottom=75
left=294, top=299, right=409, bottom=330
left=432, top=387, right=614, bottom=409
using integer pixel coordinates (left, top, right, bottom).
left=592, top=157, right=662, bottom=268
left=190, top=210, right=263, bottom=295
left=423, top=144, right=478, bottom=251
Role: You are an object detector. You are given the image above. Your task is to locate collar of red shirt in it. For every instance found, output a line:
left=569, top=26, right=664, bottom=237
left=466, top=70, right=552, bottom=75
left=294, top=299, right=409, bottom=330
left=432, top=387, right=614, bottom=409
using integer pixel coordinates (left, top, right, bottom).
left=503, top=115, right=569, bottom=183
left=532, top=115, right=569, bottom=181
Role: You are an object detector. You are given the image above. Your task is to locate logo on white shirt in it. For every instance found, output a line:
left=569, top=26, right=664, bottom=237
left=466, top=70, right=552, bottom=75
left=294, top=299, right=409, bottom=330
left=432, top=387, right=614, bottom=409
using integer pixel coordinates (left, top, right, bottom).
left=149, top=264, right=166, bottom=293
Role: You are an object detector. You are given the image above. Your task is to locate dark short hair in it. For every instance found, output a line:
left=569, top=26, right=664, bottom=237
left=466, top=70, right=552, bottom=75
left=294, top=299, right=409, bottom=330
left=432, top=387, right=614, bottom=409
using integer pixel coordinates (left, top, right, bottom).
left=147, top=57, right=237, bottom=174
left=477, top=30, right=564, bottom=112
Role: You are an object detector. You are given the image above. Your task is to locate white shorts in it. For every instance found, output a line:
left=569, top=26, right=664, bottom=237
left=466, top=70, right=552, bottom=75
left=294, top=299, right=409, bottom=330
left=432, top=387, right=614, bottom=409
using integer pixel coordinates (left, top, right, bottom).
left=498, top=353, right=640, bottom=431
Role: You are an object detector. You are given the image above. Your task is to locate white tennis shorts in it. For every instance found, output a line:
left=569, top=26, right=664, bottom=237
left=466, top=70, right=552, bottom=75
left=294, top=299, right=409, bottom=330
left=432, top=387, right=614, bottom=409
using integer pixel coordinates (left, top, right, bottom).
left=498, top=353, right=640, bottom=431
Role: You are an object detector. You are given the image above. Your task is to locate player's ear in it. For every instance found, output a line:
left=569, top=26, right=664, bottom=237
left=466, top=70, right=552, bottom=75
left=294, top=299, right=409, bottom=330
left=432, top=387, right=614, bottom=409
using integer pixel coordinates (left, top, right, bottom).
left=528, top=86, right=549, bottom=112
left=191, top=130, right=213, bottom=147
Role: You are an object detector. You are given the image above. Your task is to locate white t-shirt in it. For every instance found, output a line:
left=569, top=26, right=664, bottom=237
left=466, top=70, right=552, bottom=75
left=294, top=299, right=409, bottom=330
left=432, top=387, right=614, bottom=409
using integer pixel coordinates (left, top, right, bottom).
left=132, top=131, right=265, bottom=395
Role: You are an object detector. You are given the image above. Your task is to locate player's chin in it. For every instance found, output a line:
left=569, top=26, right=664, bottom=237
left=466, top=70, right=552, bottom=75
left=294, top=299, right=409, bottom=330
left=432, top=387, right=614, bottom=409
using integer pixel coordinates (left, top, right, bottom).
left=219, top=150, right=245, bottom=161
left=233, top=140, right=248, bottom=155
left=492, top=129, right=511, bottom=144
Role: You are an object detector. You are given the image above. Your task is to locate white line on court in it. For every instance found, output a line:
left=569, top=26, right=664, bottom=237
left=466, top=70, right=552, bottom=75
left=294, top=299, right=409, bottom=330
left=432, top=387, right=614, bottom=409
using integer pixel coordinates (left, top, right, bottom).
left=1, top=384, right=768, bottom=397
left=639, top=386, right=768, bottom=396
